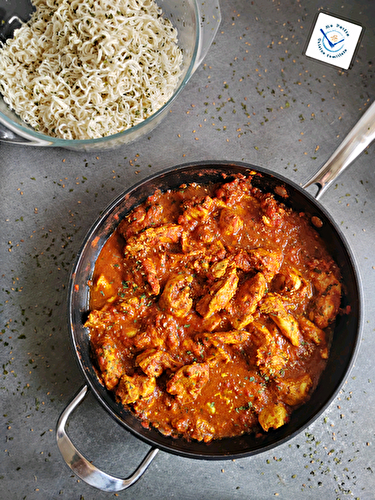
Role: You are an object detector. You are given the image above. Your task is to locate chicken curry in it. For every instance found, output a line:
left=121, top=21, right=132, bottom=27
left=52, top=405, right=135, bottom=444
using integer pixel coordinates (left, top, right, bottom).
left=85, top=173, right=343, bottom=442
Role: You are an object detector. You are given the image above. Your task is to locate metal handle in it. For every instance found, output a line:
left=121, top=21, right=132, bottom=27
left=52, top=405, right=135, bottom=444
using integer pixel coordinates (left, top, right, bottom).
left=0, top=120, right=53, bottom=145
left=0, top=122, right=35, bottom=144
left=56, top=385, right=159, bottom=492
left=193, top=0, right=221, bottom=73
left=303, top=101, right=375, bottom=199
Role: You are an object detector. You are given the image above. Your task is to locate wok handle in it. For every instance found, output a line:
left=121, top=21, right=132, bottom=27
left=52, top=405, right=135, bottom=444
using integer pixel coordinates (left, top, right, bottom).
left=56, top=385, right=159, bottom=492
left=303, top=101, right=375, bottom=199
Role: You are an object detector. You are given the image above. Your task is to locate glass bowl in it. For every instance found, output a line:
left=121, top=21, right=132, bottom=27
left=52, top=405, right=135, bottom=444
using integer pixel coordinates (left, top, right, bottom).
left=0, top=0, right=221, bottom=151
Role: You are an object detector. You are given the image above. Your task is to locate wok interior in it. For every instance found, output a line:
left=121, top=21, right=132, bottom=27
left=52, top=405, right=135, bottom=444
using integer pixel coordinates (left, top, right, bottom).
left=69, top=162, right=361, bottom=459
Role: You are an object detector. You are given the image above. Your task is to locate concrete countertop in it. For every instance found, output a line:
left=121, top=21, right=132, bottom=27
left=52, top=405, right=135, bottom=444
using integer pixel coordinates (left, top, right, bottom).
left=1, top=0, right=374, bottom=498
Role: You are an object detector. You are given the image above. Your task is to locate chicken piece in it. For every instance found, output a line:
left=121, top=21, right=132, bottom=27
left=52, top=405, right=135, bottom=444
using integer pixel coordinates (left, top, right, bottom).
left=159, top=274, right=193, bottom=318
left=93, top=274, right=116, bottom=302
left=260, top=194, right=285, bottom=228
left=250, top=321, right=274, bottom=346
left=237, top=248, right=283, bottom=282
left=190, top=417, right=216, bottom=442
left=172, top=416, right=190, bottom=435
left=85, top=299, right=140, bottom=339
left=116, top=373, right=156, bottom=405
left=298, top=316, right=325, bottom=345
left=85, top=308, right=108, bottom=332
left=181, top=229, right=226, bottom=260
left=133, top=327, right=162, bottom=351
left=309, top=270, right=341, bottom=329
left=136, top=349, right=181, bottom=377
left=206, top=347, right=231, bottom=367
left=198, top=312, right=223, bottom=333
left=219, top=208, right=244, bottom=237
left=251, top=322, right=289, bottom=379
left=196, top=263, right=238, bottom=318
left=272, top=269, right=313, bottom=311
left=227, top=272, right=267, bottom=330
left=298, top=316, right=328, bottom=359
left=285, top=271, right=302, bottom=291
left=257, top=341, right=289, bottom=379
left=194, top=225, right=216, bottom=244
left=215, top=177, right=250, bottom=204
left=166, top=362, right=210, bottom=402
left=180, top=231, right=197, bottom=254
left=208, top=258, right=231, bottom=279
left=258, top=402, right=289, bottom=431
left=178, top=196, right=214, bottom=229
left=207, top=240, right=226, bottom=261
left=205, top=330, right=251, bottom=346
left=95, top=336, right=124, bottom=390
left=190, top=255, right=210, bottom=275
left=119, top=202, right=164, bottom=239
left=191, top=332, right=233, bottom=366
left=273, top=268, right=302, bottom=293
left=125, top=223, right=183, bottom=256
left=235, top=248, right=283, bottom=282
left=134, top=314, right=179, bottom=350
left=180, top=336, right=206, bottom=361
left=277, top=374, right=313, bottom=406
left=260, top=294, right=301, bottom=347
left=139, top=257, right=160, bottom=295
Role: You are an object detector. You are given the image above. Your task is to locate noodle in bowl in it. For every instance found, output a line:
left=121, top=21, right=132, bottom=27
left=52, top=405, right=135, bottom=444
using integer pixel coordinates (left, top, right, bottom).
left=0, top=0, right=220, bottom=150
left=0, top=0, right=183, bottom=140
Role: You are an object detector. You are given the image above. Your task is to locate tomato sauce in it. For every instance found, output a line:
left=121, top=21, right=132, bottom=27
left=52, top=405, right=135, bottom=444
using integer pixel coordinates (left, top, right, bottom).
left=85, top=174, right=342, bottom=442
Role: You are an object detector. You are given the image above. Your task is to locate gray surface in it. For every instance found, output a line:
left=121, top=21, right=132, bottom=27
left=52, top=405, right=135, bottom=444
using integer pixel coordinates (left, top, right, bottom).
left=1, top=0, right=375, bottom=498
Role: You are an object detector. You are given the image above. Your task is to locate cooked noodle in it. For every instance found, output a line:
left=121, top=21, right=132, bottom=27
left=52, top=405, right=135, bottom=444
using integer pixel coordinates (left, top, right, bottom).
left=0, top=0, right=183, bottom=140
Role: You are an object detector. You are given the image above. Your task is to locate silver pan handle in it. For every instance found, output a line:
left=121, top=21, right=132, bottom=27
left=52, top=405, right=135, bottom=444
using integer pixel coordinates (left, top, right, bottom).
left=56, top=385, right=159, bottom=492
left=303, top=101, right=375, bottom=199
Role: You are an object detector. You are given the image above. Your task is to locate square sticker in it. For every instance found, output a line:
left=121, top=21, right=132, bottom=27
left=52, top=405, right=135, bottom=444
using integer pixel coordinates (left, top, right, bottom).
left=304, top=11, right=364, bottom=70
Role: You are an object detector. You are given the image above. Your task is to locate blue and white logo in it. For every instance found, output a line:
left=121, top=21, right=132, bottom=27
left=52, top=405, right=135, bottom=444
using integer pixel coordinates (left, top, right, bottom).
left=320, top=27, right=345, bottom=52
left=305, top=12, right=363, bottom=70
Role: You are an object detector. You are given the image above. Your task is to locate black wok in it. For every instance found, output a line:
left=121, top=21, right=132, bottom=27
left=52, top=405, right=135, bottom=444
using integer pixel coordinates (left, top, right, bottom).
left=57, top=102, right=375, bottom=492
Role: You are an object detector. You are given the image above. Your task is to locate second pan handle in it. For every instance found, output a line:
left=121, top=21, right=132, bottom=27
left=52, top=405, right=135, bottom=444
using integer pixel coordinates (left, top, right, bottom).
left=303, top=101, right=375, bottom=199
left=56, top=385, right=159, bottom=492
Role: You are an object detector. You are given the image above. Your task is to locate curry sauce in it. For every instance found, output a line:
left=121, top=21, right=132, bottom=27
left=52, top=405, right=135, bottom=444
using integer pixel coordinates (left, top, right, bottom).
left=85, top=174, right=342, bottom=442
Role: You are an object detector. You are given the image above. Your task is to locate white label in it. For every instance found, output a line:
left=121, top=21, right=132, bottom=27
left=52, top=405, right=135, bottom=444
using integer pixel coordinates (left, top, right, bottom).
left=305, top=12, right=363, bottom=70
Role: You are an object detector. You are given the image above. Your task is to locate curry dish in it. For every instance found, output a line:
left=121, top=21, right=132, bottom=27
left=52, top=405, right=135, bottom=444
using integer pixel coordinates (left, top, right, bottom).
left=85, top=173, right=343, bottom=442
